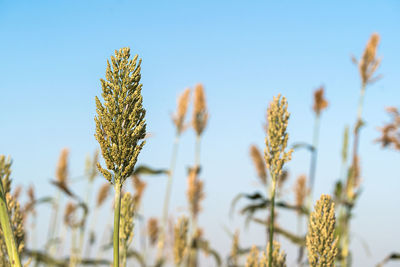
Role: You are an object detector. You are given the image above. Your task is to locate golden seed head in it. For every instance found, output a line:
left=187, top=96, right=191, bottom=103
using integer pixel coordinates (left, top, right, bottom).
left=187, top=168, right=205, bottom=219
left=294, top=175, right=309, bottom=212
left=56, top=148, right=69, bottom=185
left=264, top=94, right=293, bottom=182
left=313, top=86, right=328, bottom=116
left=147, top=217, right=159, bottom=246
left=245, top=245, right=259, bottom=267
left=173, top=216, right=189, bottom=265
left=95, top=47, right=147, bottom=185
left=306, top=194, right=338, bottom=267
left=96, top=183, right=111, bottom=207
left=357, top=33, right=381, bottom=86
left=192, top=84, right=209, bottom=136
left=250, top=145, right=267, bottom=185
left=120, top=192, right=135, bottom=246
left=173, top=88, right=191, bottom=135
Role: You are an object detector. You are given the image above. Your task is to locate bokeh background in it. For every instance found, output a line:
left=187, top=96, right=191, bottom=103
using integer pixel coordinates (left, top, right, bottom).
left=1, top=1, right=399, bottom=266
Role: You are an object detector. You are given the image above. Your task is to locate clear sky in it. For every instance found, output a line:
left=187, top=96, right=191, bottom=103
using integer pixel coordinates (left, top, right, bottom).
left=1, top=1, right=399, bottom=266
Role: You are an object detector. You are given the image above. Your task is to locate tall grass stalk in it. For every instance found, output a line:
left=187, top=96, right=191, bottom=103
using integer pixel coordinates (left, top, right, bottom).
left=95, top=48, right=146, bottom=267
left=159, top=88, right=190, bottom=261
left=308, top=114, right=320, bottom=197
left=113, top=182, right=122, bottom=267
left=158, top=135, right=180, bottom=258
left=264, top=95, right=292, bottom=267
left=309, top=86, right=328, bottom=201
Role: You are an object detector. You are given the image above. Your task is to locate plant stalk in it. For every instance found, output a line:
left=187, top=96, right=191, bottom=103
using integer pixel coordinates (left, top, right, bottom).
left=158, top=135, right=180, bottom=259
left=113, top=181, right=122, bottom=267
left=268, top=178, right=277, bottom=267
left=308, top=114, right=321, bottom=197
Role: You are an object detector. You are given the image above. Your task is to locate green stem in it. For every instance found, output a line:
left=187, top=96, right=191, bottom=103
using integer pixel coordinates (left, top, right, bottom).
left=69, top=228, right=77, bottom=267
left=189, top=135, right=202, bottom=267
left=308, top=114, right=321, bottom=197
left=0, top=182, right=22, bottom=267
left=158, top=135, right=180, bottom=258
left=352, top=84, right=366, bottom=164
left=113, top=182, right=122, bottom=267
left=78, top=180, right=93, bottom=261
left=47, top=191, right=61, bottom=255
left=268, top=179, right=277, bottom=267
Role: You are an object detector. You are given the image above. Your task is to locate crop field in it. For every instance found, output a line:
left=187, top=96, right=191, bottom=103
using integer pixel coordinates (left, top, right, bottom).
left=1, top=2, right=399, bottom=267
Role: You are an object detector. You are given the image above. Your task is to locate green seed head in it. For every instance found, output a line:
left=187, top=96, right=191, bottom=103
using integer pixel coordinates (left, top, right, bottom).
left=95, top=47, right=146, bottom=185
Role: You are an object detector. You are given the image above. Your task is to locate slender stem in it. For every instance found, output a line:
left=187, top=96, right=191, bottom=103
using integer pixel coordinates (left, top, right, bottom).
left=189, top=135, right=201, bottom=267
left=194, top=135, right=201, bottom=168
left=0, top=182, right=22, bottom=267
left=47, top=191, right=61, bottom=255
left=352, top=84, right=366, bottom=165
left=268, top=178, right=277, bottom=267
left=69, top=228, right=77, bottom=267
left=308, top=114, right=321, bottom=197
left=158, top=135, right=180, bottom=258
left=85, top=207, right=99, bottom=257
left=341, top=83, right=366, bottom=267
left=78, top=180, right=93, bottom=261
left=113, top=182, right=122, bottom=267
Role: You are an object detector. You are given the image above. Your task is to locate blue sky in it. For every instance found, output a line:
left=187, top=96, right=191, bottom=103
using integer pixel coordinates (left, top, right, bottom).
left=1, top=1, right=400, bottom=265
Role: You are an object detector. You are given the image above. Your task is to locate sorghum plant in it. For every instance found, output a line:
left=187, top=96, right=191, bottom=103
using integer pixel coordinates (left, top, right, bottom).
left=95, top=47, right=146, bottom=267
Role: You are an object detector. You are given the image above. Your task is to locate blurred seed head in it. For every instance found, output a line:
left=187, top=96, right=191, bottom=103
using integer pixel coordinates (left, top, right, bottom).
left=173, top=216, right=189, bottom=265
left=132, top=175, right=147, bottom=208
left=187, top=167, right=204, bottom=219
left=294, top=175, right=310, bottom=212
left=85, top=150, right=99, bottom=183
left=192, top=84, right=209, bottom=136
left=230, top=230, right=240, bottom=266
left=260, top=241, right=287, bottom=267
left=120, top=192, right=135, bottom=246
left=376, top=107, right=400, bottom=150
left=245, top=245, right=259, bottom=267
left=147, top=217, right=159, bottom=246
left=96, top=183, right=111, bottom=208
left=250, top=145, right=267, bottom=185
left=56, top=148, right=69, bottom=185
left=172, top=88, right=191, bottom=135
left=313, top=86, right=328, bottom=116
left=354, top=33, right=382, bottom=86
